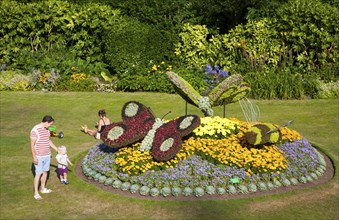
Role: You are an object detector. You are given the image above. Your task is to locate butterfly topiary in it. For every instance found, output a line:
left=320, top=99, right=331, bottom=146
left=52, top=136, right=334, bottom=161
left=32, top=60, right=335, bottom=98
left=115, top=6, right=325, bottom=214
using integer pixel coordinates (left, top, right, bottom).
left=100, top=101, right=200, bottom=161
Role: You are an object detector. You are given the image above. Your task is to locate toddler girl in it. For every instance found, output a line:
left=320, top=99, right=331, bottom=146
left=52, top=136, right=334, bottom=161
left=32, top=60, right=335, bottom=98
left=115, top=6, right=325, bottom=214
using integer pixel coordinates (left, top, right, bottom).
left=56, top=146, right=73, bottom=184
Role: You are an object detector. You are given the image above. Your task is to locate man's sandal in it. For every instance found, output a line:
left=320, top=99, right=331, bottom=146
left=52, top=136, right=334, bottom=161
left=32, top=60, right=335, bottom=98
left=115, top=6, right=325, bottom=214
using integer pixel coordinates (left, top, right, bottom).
left=34, top=194, right=42, bottom=200
left=40, top=188, right=52, bottom=194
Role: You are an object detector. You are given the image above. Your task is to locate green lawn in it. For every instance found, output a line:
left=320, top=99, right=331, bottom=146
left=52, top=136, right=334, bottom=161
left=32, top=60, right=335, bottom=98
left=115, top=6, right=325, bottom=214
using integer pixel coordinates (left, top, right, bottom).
left=0, top=92, right=338, bottom=220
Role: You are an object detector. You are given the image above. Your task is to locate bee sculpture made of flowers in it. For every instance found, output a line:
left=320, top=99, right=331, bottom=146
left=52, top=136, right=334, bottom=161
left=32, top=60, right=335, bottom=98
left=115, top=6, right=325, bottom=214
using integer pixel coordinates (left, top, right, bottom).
left=239, top=98, right=294, bottom=146
left=100, top=101, right=200, bottom=161
left=244, top=120, right=294, bottom=146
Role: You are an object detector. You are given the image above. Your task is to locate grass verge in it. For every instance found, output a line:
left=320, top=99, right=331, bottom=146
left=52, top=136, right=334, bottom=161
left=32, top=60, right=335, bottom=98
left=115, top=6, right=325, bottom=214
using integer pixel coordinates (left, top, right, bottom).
left=0, top=92, right=338, bottom=219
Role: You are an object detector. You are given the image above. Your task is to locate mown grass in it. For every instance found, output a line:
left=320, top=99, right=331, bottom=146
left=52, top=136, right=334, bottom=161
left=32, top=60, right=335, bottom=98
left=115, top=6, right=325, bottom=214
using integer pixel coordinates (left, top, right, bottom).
left=0, top=91, right=338, bottom=220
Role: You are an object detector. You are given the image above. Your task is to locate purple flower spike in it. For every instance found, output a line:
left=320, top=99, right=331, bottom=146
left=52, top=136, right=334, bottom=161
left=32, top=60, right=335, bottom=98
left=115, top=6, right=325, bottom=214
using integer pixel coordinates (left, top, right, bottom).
left=219, top=70, right=229, bottom=77
left=205, top=64, right=213, bottom=74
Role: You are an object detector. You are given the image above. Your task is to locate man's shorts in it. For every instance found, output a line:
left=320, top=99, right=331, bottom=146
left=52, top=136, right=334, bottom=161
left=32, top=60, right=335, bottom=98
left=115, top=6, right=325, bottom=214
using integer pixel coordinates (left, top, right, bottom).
left=35, top=155, right=51, bottom=175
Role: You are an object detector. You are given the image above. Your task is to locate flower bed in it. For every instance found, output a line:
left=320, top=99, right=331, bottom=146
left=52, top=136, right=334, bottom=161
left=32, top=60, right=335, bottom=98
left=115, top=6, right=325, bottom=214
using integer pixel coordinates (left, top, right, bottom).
left=81, top=116, right=327, bottom=197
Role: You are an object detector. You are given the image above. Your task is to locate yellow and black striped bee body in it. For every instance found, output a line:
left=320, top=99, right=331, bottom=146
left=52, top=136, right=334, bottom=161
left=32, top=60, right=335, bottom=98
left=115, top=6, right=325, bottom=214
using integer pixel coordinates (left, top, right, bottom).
left=244, top=120, right=293, bottom=146
left=245, top=123, right=282, bottom=145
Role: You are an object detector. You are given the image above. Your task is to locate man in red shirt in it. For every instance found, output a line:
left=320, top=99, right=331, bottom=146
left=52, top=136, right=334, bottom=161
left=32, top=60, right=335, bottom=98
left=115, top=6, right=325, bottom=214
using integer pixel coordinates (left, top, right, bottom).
left=30, top=115, right=58, bottom=200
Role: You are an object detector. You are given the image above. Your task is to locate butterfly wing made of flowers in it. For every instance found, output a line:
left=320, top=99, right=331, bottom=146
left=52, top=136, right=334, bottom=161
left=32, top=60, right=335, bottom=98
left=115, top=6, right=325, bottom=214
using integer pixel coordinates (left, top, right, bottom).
left=151, top=115, right=201, bottom=161
left=101, top=101, right=156, bottom=148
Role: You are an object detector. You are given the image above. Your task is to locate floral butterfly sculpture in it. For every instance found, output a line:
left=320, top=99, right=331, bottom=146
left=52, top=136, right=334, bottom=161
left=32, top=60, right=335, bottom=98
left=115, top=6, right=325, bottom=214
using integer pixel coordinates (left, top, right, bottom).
left=100, top=101, right=200, bottom=161
left=166, top=71, right=251, bottom=117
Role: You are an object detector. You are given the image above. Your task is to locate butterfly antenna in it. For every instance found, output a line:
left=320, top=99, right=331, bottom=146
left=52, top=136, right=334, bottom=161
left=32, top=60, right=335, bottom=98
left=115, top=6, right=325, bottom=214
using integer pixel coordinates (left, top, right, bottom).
left=147, top=107, right=156, bottom=117
left=161, top=111, right=171, bottom=120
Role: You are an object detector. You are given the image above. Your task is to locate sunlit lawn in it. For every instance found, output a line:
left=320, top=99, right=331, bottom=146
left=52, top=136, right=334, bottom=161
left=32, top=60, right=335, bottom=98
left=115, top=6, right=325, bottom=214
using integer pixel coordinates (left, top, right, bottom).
left=0, top=92, right=338, bottom=219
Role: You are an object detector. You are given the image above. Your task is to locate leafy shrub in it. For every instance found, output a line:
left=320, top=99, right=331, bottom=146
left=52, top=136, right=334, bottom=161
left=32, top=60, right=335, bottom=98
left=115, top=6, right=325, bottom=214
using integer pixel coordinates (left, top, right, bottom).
left=205, top=185, right=216, bottom=195
left=273, top=0, right=339, bottom=68
left=0, top=70, right=30, bottom=91
left=227, top=185, right=237, bottom=194
left=112, top=179, right=122, bottom=189
left=104, top=178, right=114, bottom=186
left=56, top=76, right=97, bottom=92
left=244, top=67, right=320, bottom=99
left=171, top=187, right=182, bottom=196
left=0, top=0, right=119, bottom=66
left=121, top=182, right=131, bottom=191
left=316, top=80, right=339, bottom=99
left=30, top=69, right=61, bottom=91
left=238, top=185, right=249, bottom=194
left=193, top=187, right=205, bottom=197
left=116, top=71, right=174, bottom=93
left=104, top=17, right=168, bottom=75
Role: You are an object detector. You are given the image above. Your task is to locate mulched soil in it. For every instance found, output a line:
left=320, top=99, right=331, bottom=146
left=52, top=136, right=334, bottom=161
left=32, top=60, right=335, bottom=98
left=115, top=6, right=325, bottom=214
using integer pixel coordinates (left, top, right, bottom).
left=75, top=151, right=335, bottom=201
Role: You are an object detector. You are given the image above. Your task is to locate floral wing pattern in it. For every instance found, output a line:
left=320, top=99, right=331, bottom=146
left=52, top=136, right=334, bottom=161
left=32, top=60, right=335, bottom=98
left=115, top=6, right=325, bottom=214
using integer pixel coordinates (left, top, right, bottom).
left=152, top=115, right=201, bottom=161
left=101, top=101, right=155, bottom=148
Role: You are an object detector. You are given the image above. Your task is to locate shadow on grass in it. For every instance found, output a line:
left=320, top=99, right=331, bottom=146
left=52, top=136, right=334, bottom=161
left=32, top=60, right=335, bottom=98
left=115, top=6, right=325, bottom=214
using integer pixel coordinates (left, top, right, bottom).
left=31, top=162, right=59, bottom=187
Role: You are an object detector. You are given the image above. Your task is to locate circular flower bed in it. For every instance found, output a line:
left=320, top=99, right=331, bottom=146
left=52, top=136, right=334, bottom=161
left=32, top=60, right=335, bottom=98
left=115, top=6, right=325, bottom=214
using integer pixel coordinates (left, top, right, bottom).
left=81, top=116, right=327, bottom=197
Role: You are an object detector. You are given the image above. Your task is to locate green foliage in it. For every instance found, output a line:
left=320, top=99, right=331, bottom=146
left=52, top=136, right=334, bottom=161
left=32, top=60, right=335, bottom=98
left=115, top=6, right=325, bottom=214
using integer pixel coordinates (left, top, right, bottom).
left=247, top=0, right=289, bottom=20
left=244, top=67, right=320, bottom=99
left=175, top=24, right=210, bottom=68
left=109, top=0, right=201, bottom=29
left=116, top=61, right=177, bottom=93
left=104, top=17, right=169, bottom=74
left=313, top=60, right=339, bottom=82
left=174, top=4, right=338, bottom=99
left=175, top=19, right=282, bottom=71
left=56, top=76, right=97, bottom=92
left=273, top=0, right=339, bottom=68
left=0, top=70, right=30, bottom=91
left=108, top=0, right=201, bottom=61
left=225, top=18, right=282, bottom=69
left=316, top=80, right=339, bottom=98
left=117, top=72, right=174, bottom=93
left=0, top=0, right=116, bottom=74
left=0, top=0, right=71, bottom=64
